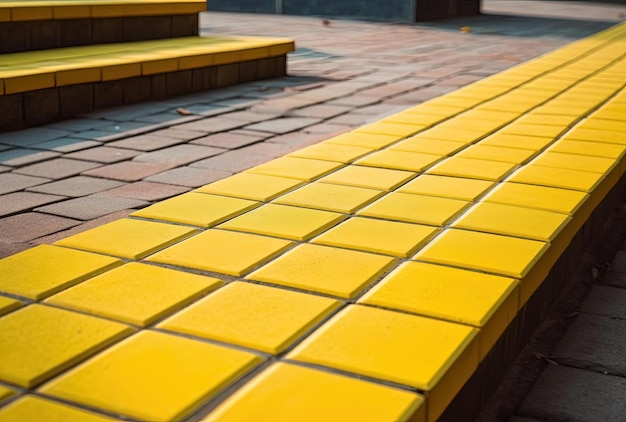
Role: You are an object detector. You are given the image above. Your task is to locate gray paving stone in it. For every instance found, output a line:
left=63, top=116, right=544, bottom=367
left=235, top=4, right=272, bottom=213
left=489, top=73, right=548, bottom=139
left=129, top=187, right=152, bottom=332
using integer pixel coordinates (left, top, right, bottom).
left=0, top=241, right=34, bottom=259
left=30, top=138, right=102, bottom=153
left=519, top=365, right=626, bottom=422
left=190, top=143, right=291, bottom=172
left=28, top=176, right=125, bottom=197
left=0, top=149, right=61, bottom=167
left=36, top=195, right=148, bottom=220
left=0, top=192, right=66, bottom=217
left=132, top=113, right=200, bottom=125
left=245, top=117, right=322, bottom=134
left=68, top=130, right=122, bottom=141
left=83, top=161, right=177, bottom=182
left=603, top=269, right=626, bottom=289
left=45, top=118, right=113, bottom=132
left=0, top=212, right=79, bottom=243
left=509, top=417, right=544, bottom=422
left=0, top=128, right=72, bottom=147
left=13, top=158, right=102, bottom=179
left=610, top=250, right=626, bottom=272
left=97, top=181, right=189, bottom=201
left=553, top=313, right=626, bottom=377
left=0, top=173, right=50, bottom=195
left=176, top=117, right=247, bottom=133
left=145, top=166, right=231, bottom=187
left=190, top=132, right=264, bottom=149
left=132, top=144, right=225, bottom=165
left=290, top=104, right=352, bottom=119
left=107, top=134, right=187, bottom=151
left=579, top=285, right=626, bottom=320
left=147, top=128, right=207, bottom=141
left=65, top=147, right=141, bottom=163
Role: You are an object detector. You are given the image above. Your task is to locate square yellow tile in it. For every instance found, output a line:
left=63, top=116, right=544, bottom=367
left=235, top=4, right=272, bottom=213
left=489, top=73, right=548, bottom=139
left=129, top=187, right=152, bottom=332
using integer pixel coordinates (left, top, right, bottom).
left=548, top=140, right=626, bottom=159
left=312, top=217, right=438, bottom=258
left=159, top=282, right=340, bottom=354
left=55, top=218, right=198, bottom=260
left=274, top=182, right=384, bottom=214
left=196, top=173, right=304, bottom=201
left=508, top=165, right=604, bottom=192
left=415, top=126, right=486, bottom=143
left=0, top=385, right=16, bottom=404
left=385, top=110, right=447, bottom=126
left=204, top=363, right=425, bottom=422
left=484, top=183, right=588, bottom=214
left=132, top=192, right=259, bottom=227
left=479, top=133, right=554, bottom=151
left=218, top=204, right=344, bottom=241
left=516, top=113, right=579, bottom=127
left=324, top=132, right=402, bottom=149
left=390, top=137, right=467, bottom=156
left=0, top=296, right=23, bottom=317
left=500, top=123, right=565, bottom=138
left=398, top=174, right=493, bottom=201
left=246, top=156, right=343, bottom=181
left=358, top=192, right=469, bottom=226
left=427, top=156, right=516, bottom=181
left=288, top=305, right=478, bottom=421
left=355, top=150, right=442, bottom=172
left=360, top=261, right=518, bottom=358
left=453, top=202, right=571, bottom=242
left=147, top=229, right=293, bottom=276
left=356, top=122, right=425, bottom=137
left=40, top=331, right=262, bottom=422
left=0, top=245, right=122, bottom=300
left=46, top=263, right=222, bottom=327
left=456, top=144, right=536, bottom=164
left=564, top=127, right=626, bottom=145
left=0, top=304, right=133, bottom=388
left=0, top=396, right=115, bottom=422
left=415, top=229, right=549, bottom=278
left=320, top=165, right=415, bottom=191
left=248, top=244, right=395, bottom=299
left=287, top=143, right=373, bottom=163
left=531, top=151, right=616, bottom=174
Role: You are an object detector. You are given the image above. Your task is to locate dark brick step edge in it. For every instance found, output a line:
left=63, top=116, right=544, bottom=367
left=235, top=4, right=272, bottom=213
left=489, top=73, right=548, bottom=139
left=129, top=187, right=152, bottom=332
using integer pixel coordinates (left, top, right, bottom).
left=0, top=55, right=287, bottom=132
left=0, top=14, right=199, bottom=54
left=439, top=173, right=626, bottom=421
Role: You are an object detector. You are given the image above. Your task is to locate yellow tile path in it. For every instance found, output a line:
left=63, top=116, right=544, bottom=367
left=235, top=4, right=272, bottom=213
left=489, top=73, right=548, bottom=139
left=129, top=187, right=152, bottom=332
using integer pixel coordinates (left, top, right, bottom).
left=1, top=22, right=626, bottom=422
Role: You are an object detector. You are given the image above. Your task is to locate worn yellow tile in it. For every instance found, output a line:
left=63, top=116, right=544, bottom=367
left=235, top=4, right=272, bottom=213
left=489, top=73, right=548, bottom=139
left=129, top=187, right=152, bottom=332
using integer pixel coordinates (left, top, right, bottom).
left=4, top=73, right=55, bottom=94
left=246, top=156, right=343, bottom=181
left=101, top=62, right=142, bottom=81
left=312, top=217, right=438, bottom=258
left=390, top=137, right=467, bottom=156
left=0, top=296, right=23, bottom=317
left=358, top=192, right=469, bottom=226
left=0, top=304, right=132, bottom=388
left=356, top=122, right=425, bottom=137
left=320, top=165, right=415, bottom=191
left=360, top=261, right=518, bottom=358
left=147, top=229, right=293, bottom=276
left=324, top=132, right=402, bottom=149
left=205, top=363, right=425, bottom=422
left=160, top=282, right=340, bottom=354
left=549, top=139, right=626, bottom=159
left=509, top=164, right=605, bottom=192
left=0, top=245, right=122, bottom=300
left=248, top=244, right=394, bottom=299
left=288, top=143, right=373, bottom=163
left=55, top=218, right=198, bottom=260
left=416, top=229, right=549, bottom=278
left=46, top=263, right=222, bottom=327
left=355, top=150, right=442, bottom=172
left=52, top=5, right=91, bottom=19
left=484, top=182, right=589, bottom=214
left=11, top=6, right=52, bottom=21
left=531, top=151, right=616, bottom=174
left=196, top=173, right=303, bottom=201
left=453, top=202, right=571, bottom=242
left=427, top=156, right=516, bottom=181
left=415, top=126, right=486, bottom=143
left=274, top=182, right=383, bottom=214
left=218, top=203, right=344, bottom=241
left=398, top=174, right=493, bottom=201
left=0, top=396, right=115, bottom=422
left=479, top=133, right=554, bottom=151
left=132, top=192, right=259, bottom=227
left=288, top=305, right=478, bottom=421
left=56, top=67, right=101, bottom=86
left=500, top=123, right=565, bottom=138
left=456, top=144, right=536, bottom=164
left=0, top=385, right=16, bottom=403
left=40, top=331, right=262, bottom=422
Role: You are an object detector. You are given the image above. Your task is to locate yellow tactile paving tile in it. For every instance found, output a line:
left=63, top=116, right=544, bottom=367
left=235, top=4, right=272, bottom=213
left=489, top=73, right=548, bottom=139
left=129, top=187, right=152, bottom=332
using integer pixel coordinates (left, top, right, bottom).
left=427, top=156, right=517, bottom=181
left=531, top=151, right=616, bottom=174
left=548, top=139, right=626, bottom=159
left=453, top=202, right=572, bottom=242
left=159, top=282, right=341, bottom=354
left=218, top=203, right=344, bottom=241
left=397, top=174, right=493, bottom=201
left=319, top=165, right=415, bottom=191
left=324, top=132, right=402, bottom=149
left=0, top=297, right=23, bottom=317
left=358, top=192, right=470, bottom=226
left=455, top=144, right=536, bottom=164
left=248, top=244, right=394, bottom=299
left=287, top=143, right=373, bottom=163
left=508, top=164, right=605, bottom=192
left=312, top=217, right=438, bottom=258
left=0, top=304, right=133, bottom=388
left=384, top=110, right=447, bottom=127
left=479, top=133, right=555, bottom=151
left=499, top=123, right=567, bottom=139
left=287, top=305, right=478, bottom=421
left=0, top=396, right=115, bottom=422
left=0, top=385, right=16, bottom=404
left=55, top=218, right=198, bottom=260
left=274, top=182, right=384, bottom=214
left=577, top=118, right=626, bottom=132
left=355, top=121, right=426, bottom=137
left=0, top=245, right=122, bottom=300
left=414, top=126, right=486, bottom=143
left=147, top=230, right=293, bottom=276
left=355, top=149, right=442, bottom=172
left=360, top=262, right=518, bottom=358
left=40, top=331, right=263, bottom=422
left=195, top=173, right=304, bottom=201
left=245, top=156, right=343, bottom=181
left=132, top=192, right=259, bottom=227
left=483, top=183, right=589, bottom=215
left=390, top=137, right=467, bottom=156
left=415, top=229, right=549, bottom=279
left=46, top=263, right=222, bottom=327
left=204, top=363, right=425, bottom=422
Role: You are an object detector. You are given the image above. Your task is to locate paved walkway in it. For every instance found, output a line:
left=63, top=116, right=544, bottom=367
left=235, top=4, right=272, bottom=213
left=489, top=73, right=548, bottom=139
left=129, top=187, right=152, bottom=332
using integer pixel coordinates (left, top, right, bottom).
left=0, top=1, right=625, bottom=421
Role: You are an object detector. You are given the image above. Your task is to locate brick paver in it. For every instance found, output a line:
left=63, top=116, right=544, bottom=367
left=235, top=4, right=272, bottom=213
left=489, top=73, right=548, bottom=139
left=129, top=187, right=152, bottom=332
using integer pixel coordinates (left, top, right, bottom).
left=83, top=161, right=177, bottom=182
left=132, top=145, right=225, bottom=165
left=0, top=192, right=66, bottom=217
left=35, top=196, right=148, bottom=220
left=98, top=181, right=189, bottom=201
left=144, top=167, right=232, bottom=187
left=0, top=173, right=50, bottom=195
left=27, top=176, right=125, bottom=197
left=0, top=212, right=79, bottom=243
left=13, top=158, right=102, bottom=179
left=65, top=147, right=141, bottom=163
